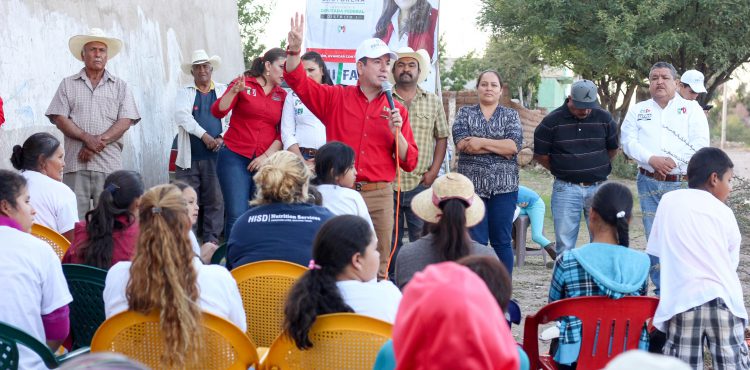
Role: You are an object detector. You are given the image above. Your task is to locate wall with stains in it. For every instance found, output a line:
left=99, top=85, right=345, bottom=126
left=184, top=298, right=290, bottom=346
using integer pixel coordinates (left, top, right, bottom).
left=0, top=0, right=243, bottom=186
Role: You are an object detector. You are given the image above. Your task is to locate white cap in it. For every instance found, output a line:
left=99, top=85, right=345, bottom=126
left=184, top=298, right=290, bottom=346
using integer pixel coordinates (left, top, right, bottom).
left=680, top=69, right=707, bottom=93
left=354, top=38, right=397, bottom=63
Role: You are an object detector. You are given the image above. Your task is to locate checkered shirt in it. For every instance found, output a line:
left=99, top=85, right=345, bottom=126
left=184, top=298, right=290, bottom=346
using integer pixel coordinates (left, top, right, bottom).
left=393, top=87, right=448, bottom=191
left=46, top=68, right=140, bottom=174
left=549, top=251, right=649, bottom=345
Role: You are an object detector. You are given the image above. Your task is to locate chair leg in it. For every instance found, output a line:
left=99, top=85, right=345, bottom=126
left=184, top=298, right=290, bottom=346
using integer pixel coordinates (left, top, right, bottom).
left=514, top=217, right=527, bottom=267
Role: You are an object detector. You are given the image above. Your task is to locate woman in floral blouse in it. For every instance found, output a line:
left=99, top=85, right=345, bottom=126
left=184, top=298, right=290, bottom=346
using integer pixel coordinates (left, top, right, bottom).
left=452, top=70, right=522, bottom=275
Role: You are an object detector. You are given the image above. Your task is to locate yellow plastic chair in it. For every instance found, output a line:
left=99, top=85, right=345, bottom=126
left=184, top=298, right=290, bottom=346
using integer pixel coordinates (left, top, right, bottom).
left=230, top=260, right=307, bottom=349
left=261, top=313, right=393, bottom=370
left=31, top=223, right=70, bottom=260
left=90, top=310, right=259, bottom=370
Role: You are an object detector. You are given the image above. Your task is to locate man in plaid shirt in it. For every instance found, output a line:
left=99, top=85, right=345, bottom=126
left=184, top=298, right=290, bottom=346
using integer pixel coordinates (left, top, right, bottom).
left=389, top=47, right=448, bottom=277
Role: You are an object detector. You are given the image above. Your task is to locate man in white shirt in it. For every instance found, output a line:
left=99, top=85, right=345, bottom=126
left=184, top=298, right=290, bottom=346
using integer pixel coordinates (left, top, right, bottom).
left=174, top=49, right=228, bottom=246
left=677, top=69, right=707, bottom=101
left=620, top=61, right=709, bottom=294
left=646, top=147, right=748, bottom=369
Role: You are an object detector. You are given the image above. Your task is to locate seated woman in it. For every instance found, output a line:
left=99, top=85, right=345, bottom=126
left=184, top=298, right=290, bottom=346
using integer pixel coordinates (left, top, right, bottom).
left=226, top=151, right=333, bottom=269
left=395, top=172, right=497, bottom=289
left=11, top=132, right=78, bottom=241
left=172, top=181, right=218, bottom=263
left=283, top=215, right=402, bottom=349
left=0, top=170, right=72, bottom=370
left=548, top=182, right=650, bottom=370
left=103, top=185, right=246, bottom=368
left=63, top=171, right=143, bottom=269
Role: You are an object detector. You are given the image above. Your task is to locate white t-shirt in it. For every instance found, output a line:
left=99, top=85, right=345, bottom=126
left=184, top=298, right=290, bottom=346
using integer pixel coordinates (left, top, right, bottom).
left=280, top=93, right=327, bottom=150
left=317, top=184, right=374, bottom=229
left=104, top=257, right=247, bottom=331
left=189, top=230, right=201, bottom=259
left=0, top=226, right=73, bottom=370
left=336, top=279, right=402, bottom=323
left=646, top=189, right=746, bottom=330
left=23, top=170, right=78, bottom=233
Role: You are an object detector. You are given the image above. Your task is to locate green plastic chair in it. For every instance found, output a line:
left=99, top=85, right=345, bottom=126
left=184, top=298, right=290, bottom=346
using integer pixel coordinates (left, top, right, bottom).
left=211, top=243, right=227, bottom=266
left=0, top=320, right=88, bottom=369
left=62, top=264, right=108, bottom=350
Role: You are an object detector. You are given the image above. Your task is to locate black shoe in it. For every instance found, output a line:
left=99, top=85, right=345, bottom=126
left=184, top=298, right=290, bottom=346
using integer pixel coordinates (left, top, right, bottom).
left=543, top=242, right=558, bottom=260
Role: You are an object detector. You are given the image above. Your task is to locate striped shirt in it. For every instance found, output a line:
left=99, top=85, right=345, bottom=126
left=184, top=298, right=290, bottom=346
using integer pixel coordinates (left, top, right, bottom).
left=534, top=99, right=618, bottom=183
left=393, top=87, right=449, bottom=191
left=452, top=104, right=522, bottom=197
left=46, top=68, right=140, bottom=174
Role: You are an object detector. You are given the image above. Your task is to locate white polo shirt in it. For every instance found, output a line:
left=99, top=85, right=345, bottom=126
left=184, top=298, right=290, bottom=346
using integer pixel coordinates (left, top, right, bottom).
left=280, top=93, right=327, bottom=150
left=104, top=257, right=247, bottom=331
left=23, top=170, right=78, bottom=233
left=621, top=94, right=709, bottom=175
left=0, top=225, right=72, bottom=370
left=317, top=184, right=374, bottom=230
left=647, top=189, right=746, bottom=331
left=336, top=279, right=402, bottom=323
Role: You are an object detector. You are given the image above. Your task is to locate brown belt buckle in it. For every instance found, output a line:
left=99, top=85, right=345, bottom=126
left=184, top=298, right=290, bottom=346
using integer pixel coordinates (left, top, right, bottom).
left=354, top=182, right=363, bottom=192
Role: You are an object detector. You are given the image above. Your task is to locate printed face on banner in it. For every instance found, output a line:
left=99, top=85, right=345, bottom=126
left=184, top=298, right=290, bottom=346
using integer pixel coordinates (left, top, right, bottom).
left=306, top=0, right=440, bottom=91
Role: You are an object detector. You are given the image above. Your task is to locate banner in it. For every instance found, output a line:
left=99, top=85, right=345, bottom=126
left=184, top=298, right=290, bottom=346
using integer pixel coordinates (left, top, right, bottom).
left=305, top=0, right=440, bottom=92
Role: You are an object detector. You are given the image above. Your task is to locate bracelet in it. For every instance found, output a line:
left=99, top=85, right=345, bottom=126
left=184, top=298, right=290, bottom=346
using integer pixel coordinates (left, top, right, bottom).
left=286, top=47, right=301, bottom=56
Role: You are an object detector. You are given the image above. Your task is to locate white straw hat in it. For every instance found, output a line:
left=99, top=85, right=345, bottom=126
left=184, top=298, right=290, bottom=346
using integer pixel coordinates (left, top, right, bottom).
left=181, top=49, right=222, bottom=75
left=389, top=47, right=431, bottom=84
left=68, top=28, right=122, bottom=61
left=411, top=173, right=485, bottom=227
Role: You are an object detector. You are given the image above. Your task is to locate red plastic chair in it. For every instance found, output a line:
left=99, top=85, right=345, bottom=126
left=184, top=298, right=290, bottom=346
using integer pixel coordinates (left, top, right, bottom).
left=522, top=296, right=659, bottom=370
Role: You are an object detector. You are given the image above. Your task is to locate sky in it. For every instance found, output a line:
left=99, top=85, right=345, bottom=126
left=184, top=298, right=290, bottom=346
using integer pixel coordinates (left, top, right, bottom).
left=257, top=0, right=491, bottom=58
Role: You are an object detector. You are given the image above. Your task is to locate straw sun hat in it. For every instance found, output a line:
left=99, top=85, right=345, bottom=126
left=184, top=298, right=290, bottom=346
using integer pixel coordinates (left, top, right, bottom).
left=388, top=46, right=431, bottom=84
left=68, top=28, right=122, bottom=61
left=411, top=173, right=485, bottom=227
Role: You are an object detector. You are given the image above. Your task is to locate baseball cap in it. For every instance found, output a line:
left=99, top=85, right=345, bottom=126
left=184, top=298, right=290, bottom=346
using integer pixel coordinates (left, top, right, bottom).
left=570, top=79, right=599, bottom=109
left=680, top=69, right=707, bottom=94
left=354, top=38, right=397, bottom=63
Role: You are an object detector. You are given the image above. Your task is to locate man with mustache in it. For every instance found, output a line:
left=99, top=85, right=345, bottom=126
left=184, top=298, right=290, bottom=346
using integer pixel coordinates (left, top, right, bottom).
left=388, top=47, right=448, bottom=277
left=46, top=28, right=140, bottom=219
left=621, top=61, right=709, bottom=295
left=284, top=14, right=418, bottom=279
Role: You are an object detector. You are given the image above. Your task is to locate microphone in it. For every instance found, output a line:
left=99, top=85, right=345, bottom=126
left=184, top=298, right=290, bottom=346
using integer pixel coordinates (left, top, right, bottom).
left=382, top=81, right=395, bottom=110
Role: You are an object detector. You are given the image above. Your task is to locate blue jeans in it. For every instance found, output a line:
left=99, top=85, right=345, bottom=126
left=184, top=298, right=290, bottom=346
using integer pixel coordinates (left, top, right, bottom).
left=389, top=184, right=427, bottom=277
left=469, top=191, right=518, bottom=275
left=518, top=197, right=552, bottom=248
left=216, top=147, right=256, bottom=238
left=550, top=179, right=600, bottom=255
left=637, top=172, right=685, bottom=295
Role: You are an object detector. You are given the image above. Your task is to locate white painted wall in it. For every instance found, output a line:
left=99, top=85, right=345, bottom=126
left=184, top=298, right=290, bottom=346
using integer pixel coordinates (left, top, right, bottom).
left=0, top=0, right=243, bottom=186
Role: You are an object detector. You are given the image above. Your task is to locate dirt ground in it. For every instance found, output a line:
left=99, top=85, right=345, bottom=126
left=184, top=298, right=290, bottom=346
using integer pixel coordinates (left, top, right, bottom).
left=511, top=148, right=750, bottom=365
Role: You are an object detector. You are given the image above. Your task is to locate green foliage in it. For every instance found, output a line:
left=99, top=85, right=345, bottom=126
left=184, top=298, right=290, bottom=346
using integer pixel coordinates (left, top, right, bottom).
left=443, top=51, right=484, bottom=91
left=610, top=151, right=638, bottom=180
left=706, top=83, right=750, bottom=146
left=479, top=0, right=750, bottom=122
left=238, top=0, right=272, bottom=69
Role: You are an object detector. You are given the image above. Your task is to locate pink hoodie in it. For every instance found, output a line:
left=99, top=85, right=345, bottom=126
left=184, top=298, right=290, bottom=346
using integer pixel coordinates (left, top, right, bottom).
left=393, top=262, right=520, bottom=370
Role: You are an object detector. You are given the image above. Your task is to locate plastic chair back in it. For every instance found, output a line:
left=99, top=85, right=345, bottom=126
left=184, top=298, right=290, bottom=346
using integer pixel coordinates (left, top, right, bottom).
left=230, top=260, right=307, bottom=347
left=522, top=296, right=659, bottom=370
left=0, top=320, right=61, bottom=369
left=90, top=310, right=259, bottom=370
left=262, top=313, right=393, bottom=370
left=62, top=264, right=108, bottom=349
left=30, top=223, right=70, bottom=260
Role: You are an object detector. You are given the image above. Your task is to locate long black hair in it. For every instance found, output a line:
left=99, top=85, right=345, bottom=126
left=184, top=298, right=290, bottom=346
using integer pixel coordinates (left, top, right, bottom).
left=373, top=0, right=433, bottom=39
left=313, top=141, right=355, bottom=186
left=429, top=198, right=473, bottom=261
left=591, top=182, right=633, bottom=247
left=301, top=51, right=334, bottom=86
left=283, top=215, right=372, bottom=349
left=78, top=170, right=144, bottom=269
left=10, top=132, right=61, bottom=171
left=245, top=47, right=286, bottom=79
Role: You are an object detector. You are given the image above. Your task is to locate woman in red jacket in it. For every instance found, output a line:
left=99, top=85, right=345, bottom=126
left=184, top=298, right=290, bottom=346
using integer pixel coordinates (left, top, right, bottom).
left=211, top=48, right=287, bottom=237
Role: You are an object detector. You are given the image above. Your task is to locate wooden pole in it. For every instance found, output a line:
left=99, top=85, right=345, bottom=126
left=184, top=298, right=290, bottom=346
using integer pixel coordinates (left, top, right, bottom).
left=721, top=82, right=728, bottom=149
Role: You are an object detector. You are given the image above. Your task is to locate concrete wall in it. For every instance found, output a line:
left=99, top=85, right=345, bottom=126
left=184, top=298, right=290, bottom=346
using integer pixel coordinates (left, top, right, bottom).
left=0, top=0, right=243, bottom=186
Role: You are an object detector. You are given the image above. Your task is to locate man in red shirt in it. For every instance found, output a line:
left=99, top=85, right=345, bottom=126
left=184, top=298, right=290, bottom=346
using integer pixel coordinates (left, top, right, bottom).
left=285, top=14, right=418, bottom=278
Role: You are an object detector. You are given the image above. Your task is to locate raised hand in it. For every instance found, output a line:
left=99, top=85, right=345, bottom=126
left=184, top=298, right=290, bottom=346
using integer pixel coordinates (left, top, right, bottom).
left=288, top=13, right=304, bottom=52
left=231, top=74, right=246, bottom=94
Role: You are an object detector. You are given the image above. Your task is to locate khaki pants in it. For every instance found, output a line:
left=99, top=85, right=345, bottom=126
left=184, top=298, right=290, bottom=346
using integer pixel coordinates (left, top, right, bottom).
left=63, top=170, right=107, bottom=220
left=361, top=186, right=394, bottom=278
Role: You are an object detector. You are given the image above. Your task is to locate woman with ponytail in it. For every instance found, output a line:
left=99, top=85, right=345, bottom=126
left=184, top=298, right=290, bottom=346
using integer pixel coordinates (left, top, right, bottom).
left=103, top=184, right=245, bottom=368
left=11, top=132, right=78, bottom=241
left=226, top=151, right=333, bottom=269
left=548, top=182, right=650, bottom=370
left=62, top=171, right=143, bottom=269
left=284, top=215, right=401, bottom=349
left=211, top=47, right=288, bottom=240
left=394, top=173, right=497, bottom=289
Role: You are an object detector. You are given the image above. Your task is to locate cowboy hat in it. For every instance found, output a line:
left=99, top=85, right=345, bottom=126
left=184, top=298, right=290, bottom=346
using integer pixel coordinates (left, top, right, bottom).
left=181, top=49, right=222, bottom=75
left=68, top=28, right=123, bottom=61
left=388, top=47, right=431, bottom=84
left=411, top=173, right=485, bottom=227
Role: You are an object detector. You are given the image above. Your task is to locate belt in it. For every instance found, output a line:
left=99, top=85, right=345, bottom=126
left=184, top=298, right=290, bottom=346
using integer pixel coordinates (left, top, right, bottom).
left=562, top=180, right=602, bottom=187
left=354, top=181, right=389, bottom=192
left=639, top=168, right=687, bottom=182
left=299, top=147, right=318, bottom=158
